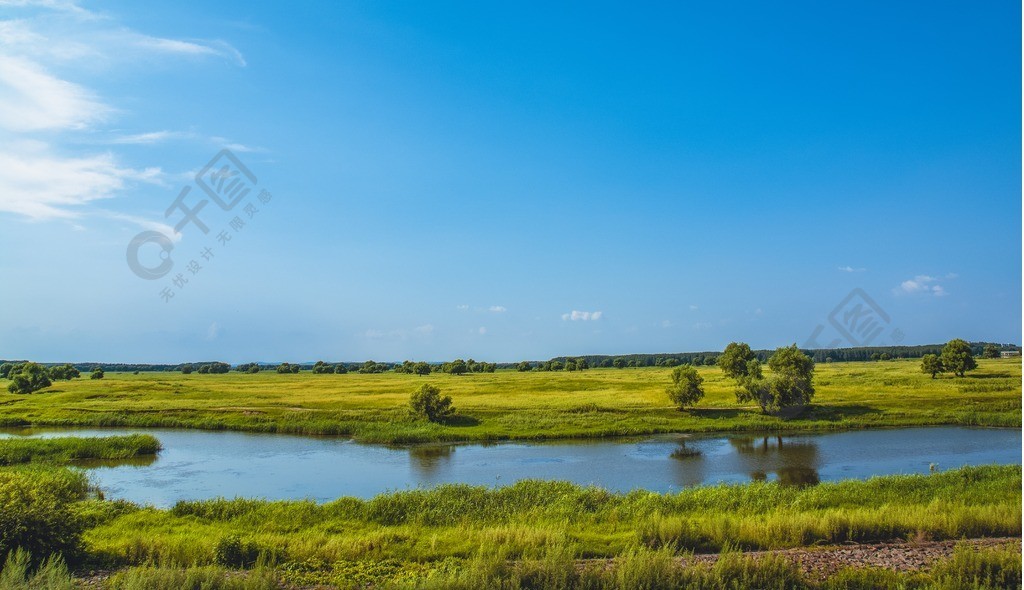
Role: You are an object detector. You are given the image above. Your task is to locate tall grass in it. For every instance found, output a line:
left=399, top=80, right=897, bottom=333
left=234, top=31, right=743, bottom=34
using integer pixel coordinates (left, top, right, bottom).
left=0, top=467, right=89, bottom=564
left=0, top=549, right=74, bottom=590
left=84, top=466, right=1021, bottom=567
left=0, top=435, right=160, bottom=466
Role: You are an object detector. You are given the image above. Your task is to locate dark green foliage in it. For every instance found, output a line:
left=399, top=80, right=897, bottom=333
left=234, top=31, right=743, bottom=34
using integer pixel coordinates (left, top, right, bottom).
left=90, top=367, right=104, bottom=379
left=942, top=339, right=978, bottom=377
left=0, top=467, right=88, bottom=565
left=516, top=361, right=533, bottom=372
left=442, top=359, right=468, bottom=375
left=180, top=363, right=193, bottom=374
left=409, top=384, right=455, bottom=422
left=0, top=362, right=14, bottom=379
left=47, top=364, right=80, bottom=381
left=334, top=364, right=348, bottom=374
left=359, top=360, right=389, bottom=374
left=921, top=354, right=944, bottom=378
left=275, top=363, right=300, bottom=374
left=982, top=344, right=1002, bottom=359
left=718, top=342, right=757, bottom=380
left=236, top=363, right=262, bottom=374
left=7, top=363, right=52, bottom=394
left=733, top=345, right=815, bottom=415
left=311, top=361, right=334, bottom=374
left=666, top=364, right=704, bottom=409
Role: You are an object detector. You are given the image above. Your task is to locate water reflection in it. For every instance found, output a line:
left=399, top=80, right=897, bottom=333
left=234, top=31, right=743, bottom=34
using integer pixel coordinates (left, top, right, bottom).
left=73, top=455, right=158, bottom=469
left=729, top=435, right=821, bottom=487
left=408, top=444, right=455, bottom=478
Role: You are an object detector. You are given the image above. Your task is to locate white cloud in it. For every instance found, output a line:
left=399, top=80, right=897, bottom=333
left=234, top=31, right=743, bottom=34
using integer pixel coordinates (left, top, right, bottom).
left=205, top=322, right=219, bottom=340
left=414, top=324, right=434, bottom=334
left=689, top=305, right=698, bottom=311
left=661, top=319, right=672, bottom=328
left=488, top=305, right=506, bottom=313
left=478, top=326, right=487, bottom=335
left=0, top=145, right=162, bottom=219
left=894, top=274, right=953, bottom=297
left=561, top=310, right=603, bottom=321
left=0, top=55, right=108, bottom=132
left=456, top=304, right=469, bottom=311
left=838, top=265, right=866, bottom=273
left=109, top=130, right=190, bottom=145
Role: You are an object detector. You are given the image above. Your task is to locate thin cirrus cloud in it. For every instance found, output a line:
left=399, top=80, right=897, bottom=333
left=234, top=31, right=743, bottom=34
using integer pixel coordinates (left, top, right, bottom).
left=562, top=310, right=602, bottom=321
left=0, top=0, right=246, bottom=223
left=838, top=265, right=866, bottom=273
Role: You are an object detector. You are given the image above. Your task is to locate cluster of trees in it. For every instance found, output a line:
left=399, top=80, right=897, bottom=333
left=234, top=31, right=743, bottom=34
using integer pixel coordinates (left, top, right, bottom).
left=1, top=362, right=93, bottom=393
left=439, top=359, right=497, bottom=375
left=920, top=339, right=980, bottom=378
left=394, top=361, right=432, bottom=375
left=528, top=356, right=593, bottom=370
left=665, top=342, right=816, bottom=416
left=275, top=363, right=302, bottom=374
left=235, top=363, right=262, bottom=374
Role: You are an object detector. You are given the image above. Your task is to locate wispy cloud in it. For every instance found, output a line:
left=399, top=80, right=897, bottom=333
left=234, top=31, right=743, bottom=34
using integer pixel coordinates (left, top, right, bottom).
left=562, top=310, right=603, bottom=321
left=0, top=144, right=161, bottom=219
left=0, top=55, right=108, bottom=132
left=488, top=305, right=506, bottom=313
left=838, top=265, right=866, bottom=273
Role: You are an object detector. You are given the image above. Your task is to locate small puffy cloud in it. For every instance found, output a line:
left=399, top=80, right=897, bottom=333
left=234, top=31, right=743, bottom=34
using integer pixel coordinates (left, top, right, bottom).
left=894, top=275, right=952, bottom=297
left=838, top=266, right=866, bottom=273
left=562, top=310, right=602, bottom=321
left=456, top=304, right=469, bottom=311
left=488, top=305, right=506, bottom=313
left=414, top=324, right=434, bottom=334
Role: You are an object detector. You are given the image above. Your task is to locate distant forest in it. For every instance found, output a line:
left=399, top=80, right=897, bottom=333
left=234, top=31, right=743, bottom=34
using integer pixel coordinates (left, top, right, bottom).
left=2, top=342, right=1018, bottom=373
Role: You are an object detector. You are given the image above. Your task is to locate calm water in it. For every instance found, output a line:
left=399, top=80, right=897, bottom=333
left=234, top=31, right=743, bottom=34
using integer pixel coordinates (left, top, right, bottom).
left=1, top=426, right=1019, bottom=507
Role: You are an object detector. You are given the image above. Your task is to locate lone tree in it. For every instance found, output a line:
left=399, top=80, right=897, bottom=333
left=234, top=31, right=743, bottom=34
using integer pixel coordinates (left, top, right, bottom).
left=941, top=339, right=977, bottom=377
left=921, top=354, right=944, bottom=379
left=733, top=344, right=815, bottom=415
left=90, top=367, right=104, bottom=380
left=982, top=344, right=1001, bottom=359
left=718, top=342, right=758, bottom=380
left=413, top=362, right=432, bottom=376
left=666, top=364, right=704, bottom=409
left=181, top=363, right=194, bottom=374
left=7, top=362, right=52, bottom=394
left=409, top=384, right=455, bottom=423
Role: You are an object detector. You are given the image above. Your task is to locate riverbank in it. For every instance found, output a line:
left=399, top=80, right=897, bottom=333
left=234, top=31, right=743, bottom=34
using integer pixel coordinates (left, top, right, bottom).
left=0, top=434, right=160, bottom=466
left=0, top=359, right=1018, bottom=444
left=1, top=464, right=1019, bottom=589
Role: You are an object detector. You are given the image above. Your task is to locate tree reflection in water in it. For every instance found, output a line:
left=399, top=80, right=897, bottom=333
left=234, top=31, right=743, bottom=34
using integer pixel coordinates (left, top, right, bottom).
left=408, top=444, right=455, bottom=478
left=729, top=435, right=820, bottom=487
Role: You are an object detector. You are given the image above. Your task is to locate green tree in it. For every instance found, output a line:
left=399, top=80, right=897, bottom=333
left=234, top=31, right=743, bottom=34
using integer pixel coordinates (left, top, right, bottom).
left=409, top=384, right=455, bottom=422
left=666, top=364, right=704, bottom=409
left=7, top=363, right=52, bottom=394
left=921, top=354, right=944, bottom=378
left=718, top=342, right=757, bottom=380
left=735, top=345, right=814, bottom=415
left=89, top=367, right=104, bottom=380
left=412, top=362, right=431, bottom=376
left=941, top=339, right=977, bottom=377
left=982, top=344, right=1001, bottom=359
left=275, top=363, right=293, bottom=374
left=312, top=361, right=334, bottom=374
left=612, top=358, right=626, bottom=369
left=516, top=361, right=533, bottom=372
left=444, top=359, right=468, bottom=375
left=334, top=364, right=348, bottom=374
left=0, top=362, right=14, bottom=379
left=48, top=364, right=80, bottom=381
left=180, top=363, right=193, bottom=375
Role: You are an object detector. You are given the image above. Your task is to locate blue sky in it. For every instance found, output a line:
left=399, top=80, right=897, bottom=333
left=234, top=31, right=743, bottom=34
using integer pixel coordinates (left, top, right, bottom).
left=0, top=1, right=1019, bottom=363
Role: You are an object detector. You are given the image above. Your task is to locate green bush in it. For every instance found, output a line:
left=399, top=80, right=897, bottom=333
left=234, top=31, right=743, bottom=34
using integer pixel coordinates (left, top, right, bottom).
left=0, top=549, right=74, bottom=590
left=0, top=468, right=88, bottom=565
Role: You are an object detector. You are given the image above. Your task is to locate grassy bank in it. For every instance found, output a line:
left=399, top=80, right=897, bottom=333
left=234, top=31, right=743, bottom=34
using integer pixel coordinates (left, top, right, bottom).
left=0, top=464, right=1019, bottom=588
left=0, top=359, right=1019, bottom=444
left=82, top=465, right=1020, bottom=568
left=0, top=434, right=160, bottom=466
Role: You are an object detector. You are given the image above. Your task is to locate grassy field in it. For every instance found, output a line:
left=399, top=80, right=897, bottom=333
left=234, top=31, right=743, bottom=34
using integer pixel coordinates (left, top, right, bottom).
left=0, top=359, right=1018, bottom=443
left=0, top=434, right=160, bottom=466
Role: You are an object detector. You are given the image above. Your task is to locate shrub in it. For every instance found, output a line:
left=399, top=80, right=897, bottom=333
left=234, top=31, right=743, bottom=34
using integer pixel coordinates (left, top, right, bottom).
left=666, top=364, right=704, bottom=409
left=409, top=384, right=455, bottom=423
left=0, top=468, right=88, bottom=564
left=7, top=363, right=51, bottom=394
